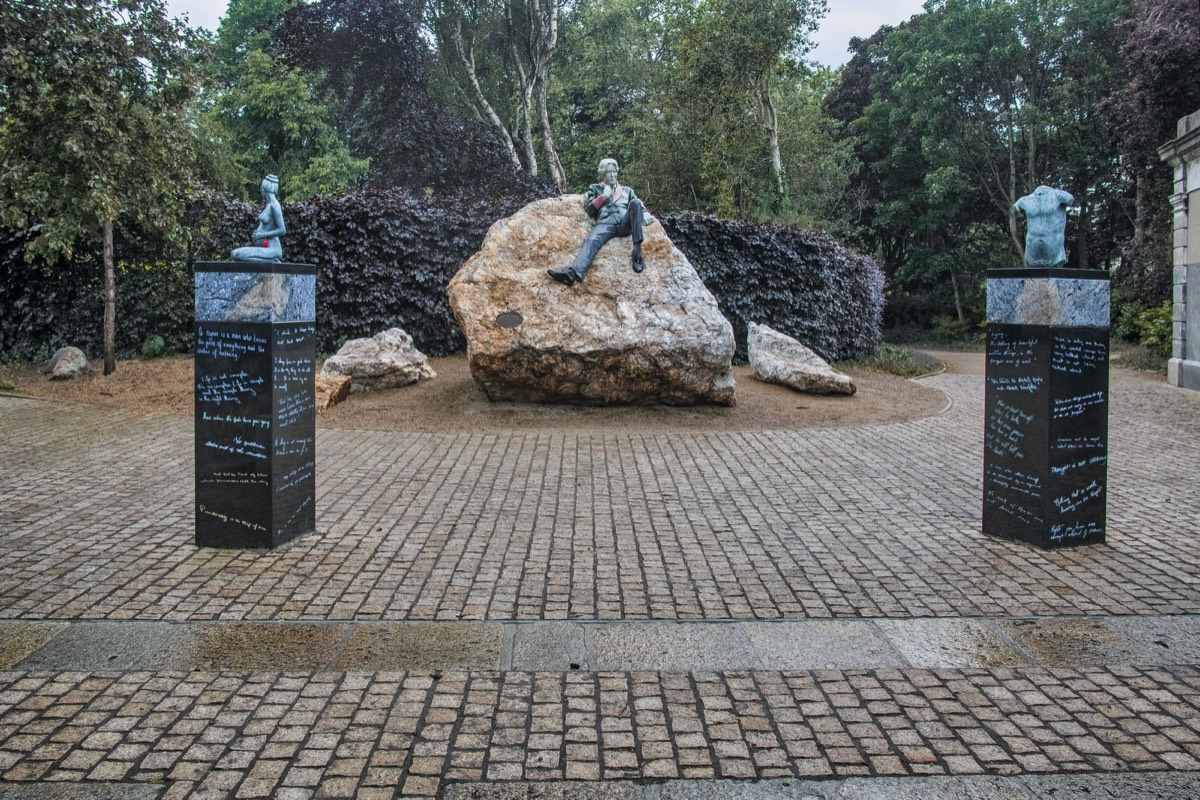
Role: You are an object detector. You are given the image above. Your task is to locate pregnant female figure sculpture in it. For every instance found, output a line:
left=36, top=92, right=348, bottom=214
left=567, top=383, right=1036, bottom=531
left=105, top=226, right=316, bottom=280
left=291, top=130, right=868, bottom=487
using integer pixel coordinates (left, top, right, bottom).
left=231, top=174, right=285, bottom=262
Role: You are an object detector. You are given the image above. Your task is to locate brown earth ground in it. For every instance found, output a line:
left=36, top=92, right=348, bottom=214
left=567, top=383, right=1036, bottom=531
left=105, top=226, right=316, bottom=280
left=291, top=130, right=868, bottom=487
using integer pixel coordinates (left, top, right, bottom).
left=0, top=353, right=958, bottom=432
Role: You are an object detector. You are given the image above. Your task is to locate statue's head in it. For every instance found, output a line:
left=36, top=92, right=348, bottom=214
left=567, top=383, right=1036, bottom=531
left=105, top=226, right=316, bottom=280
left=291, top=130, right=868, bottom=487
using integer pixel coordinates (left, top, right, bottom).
left=598, top=158, right=619, bottom=186
left=262, top=174, right=280, bottom=197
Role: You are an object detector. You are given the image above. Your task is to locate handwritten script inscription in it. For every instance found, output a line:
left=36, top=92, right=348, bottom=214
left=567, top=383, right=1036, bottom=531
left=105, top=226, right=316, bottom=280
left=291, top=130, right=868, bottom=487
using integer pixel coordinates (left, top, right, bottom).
left=1052, top=390, right=1106, bottom=420
left=986, top=399, right=1033, bottom=459
left=988, top=331, right=1038, bottom=368
left=1052, top=336, right=1106, bottom=374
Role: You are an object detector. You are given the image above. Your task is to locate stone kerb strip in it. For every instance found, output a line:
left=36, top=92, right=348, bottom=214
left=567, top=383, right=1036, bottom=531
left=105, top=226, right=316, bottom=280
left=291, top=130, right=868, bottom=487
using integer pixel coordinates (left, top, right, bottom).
left=3, top=616, right=1200, bottom=673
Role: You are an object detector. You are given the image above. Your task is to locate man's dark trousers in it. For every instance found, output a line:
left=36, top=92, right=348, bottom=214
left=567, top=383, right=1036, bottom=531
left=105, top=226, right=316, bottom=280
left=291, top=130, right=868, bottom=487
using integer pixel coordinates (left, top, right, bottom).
left=569, top=198, right=645, bottom=280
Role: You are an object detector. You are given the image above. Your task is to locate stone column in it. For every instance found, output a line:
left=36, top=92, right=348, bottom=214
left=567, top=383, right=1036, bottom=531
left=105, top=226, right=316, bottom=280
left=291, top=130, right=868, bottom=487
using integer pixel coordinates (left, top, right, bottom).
left=193, top=261, right=317, bottom=549
left=983, top=269, right=1110, bottom=548
left=1158, top=109, right=1200, bottom=390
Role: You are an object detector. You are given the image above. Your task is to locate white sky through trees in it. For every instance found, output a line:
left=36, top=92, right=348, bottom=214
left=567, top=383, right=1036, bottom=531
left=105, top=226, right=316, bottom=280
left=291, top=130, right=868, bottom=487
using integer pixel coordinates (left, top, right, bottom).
left=164, top=0, right=928, bottom=68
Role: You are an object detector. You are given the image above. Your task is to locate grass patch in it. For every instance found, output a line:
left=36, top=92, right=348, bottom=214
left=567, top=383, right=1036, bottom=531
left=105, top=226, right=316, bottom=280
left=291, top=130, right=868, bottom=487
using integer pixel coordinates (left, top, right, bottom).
left=1112, top=342, right=1167, bottom=374
left=0, top=377, right=14, bottom=392
left=839, top=344, right=943, bottom=378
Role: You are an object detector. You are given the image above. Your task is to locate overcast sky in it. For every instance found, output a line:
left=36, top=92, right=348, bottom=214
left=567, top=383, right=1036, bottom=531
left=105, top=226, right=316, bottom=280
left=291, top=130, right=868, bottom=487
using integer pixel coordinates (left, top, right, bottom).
left=164, top=0, right=928, bottom=68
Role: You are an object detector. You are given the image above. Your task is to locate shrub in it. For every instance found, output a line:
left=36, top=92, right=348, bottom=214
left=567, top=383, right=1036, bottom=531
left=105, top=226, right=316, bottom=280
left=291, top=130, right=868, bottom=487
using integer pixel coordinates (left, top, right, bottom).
left=1, top=191, right=883, bottom=365
left=841, top=344, right=941, bottom=378
left=140, top=335, right=167, bottom=359
left=1110, top=287, right=1146, bottom=343
left=1136, top=300, right=1173, bottom=358
left=660, top=213, right=883, bottom=362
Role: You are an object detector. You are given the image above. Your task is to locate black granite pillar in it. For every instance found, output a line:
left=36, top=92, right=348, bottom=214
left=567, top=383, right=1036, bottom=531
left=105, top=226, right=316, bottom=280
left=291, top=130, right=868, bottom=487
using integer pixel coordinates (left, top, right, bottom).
left=194, top=261, right=317, bottom=548
left=982, top=268, right=1110, bottom=548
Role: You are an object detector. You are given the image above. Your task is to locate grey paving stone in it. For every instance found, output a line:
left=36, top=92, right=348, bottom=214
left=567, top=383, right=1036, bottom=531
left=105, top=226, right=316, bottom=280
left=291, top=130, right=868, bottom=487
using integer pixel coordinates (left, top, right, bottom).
left=1018, top=771, right=1200, bottom=799
left=335, top=622, right=501, bottom=670
left=837, top=776, right=1036, bottom=799
left=875, top=618, right=1031, bottom=668
left=510, top=622, right=590, bottom=670
left=590, top=622, right=757, bottom=671
left=997, top=617, right=1158, bottom=667
left=0, top=785, right=161, bottom=799
left=1106, top=614, right=1200, bottom=665
left=442, top=782, right=641, bottom=799
left=15, top=621, right=172, bottom=670
left=144, top=622, right=347, bottom=671
left=0, top=622, right=68, bottom=669
left=740, top=620, right=905, bottom=670
left=655, top=779, right=832, bottom=799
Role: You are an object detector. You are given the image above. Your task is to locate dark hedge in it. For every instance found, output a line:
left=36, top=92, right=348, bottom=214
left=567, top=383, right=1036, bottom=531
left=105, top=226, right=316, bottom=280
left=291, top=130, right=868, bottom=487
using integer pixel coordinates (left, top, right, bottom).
left=661, top=213, right=883, bottom=362
left=0, top=193, right=882, bottom=365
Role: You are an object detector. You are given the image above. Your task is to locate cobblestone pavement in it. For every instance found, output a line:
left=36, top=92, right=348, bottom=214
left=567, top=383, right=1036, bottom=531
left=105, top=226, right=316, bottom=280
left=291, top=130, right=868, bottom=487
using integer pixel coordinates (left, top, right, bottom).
left=2, top=666, right=1200, bottom=797
left=2, top=369, right=1200, bottom=797
left=1, top=372, right=1199, bottom=623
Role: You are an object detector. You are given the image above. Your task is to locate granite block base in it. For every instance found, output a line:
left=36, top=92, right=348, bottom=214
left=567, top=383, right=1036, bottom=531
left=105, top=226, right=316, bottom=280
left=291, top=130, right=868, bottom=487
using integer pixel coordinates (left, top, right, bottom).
left=982, top=323, right=1110, bottom=549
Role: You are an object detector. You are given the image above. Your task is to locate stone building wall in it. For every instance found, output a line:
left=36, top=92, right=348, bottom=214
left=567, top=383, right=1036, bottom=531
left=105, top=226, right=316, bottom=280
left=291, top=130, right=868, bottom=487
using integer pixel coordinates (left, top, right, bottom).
left=1159, top=109, right=1200, bottom=390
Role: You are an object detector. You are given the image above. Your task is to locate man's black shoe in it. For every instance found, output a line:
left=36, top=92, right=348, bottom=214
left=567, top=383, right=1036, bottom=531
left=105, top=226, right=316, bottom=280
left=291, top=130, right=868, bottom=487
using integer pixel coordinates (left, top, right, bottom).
left=547, top=268, right=576, bottom=286
left=631, top=252, right=645, bottom=273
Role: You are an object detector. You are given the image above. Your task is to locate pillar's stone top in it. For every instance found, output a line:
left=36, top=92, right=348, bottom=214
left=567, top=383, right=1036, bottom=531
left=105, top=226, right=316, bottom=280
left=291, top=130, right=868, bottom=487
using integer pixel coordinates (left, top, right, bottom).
left=1180, top=109, right=1200, bottom=139
left=195, top=264, right=316, bottom=324
left=1160, top=108, right=1200, bottom=165
left=986, top=268, right=1109, bottom=329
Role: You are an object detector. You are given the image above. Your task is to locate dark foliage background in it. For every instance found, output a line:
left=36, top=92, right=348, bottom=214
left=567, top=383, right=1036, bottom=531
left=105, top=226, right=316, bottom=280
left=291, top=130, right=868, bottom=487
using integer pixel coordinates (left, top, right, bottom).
left=1, top=193, right=882, bottom=365
left=661, top=213, right=883, bottom=362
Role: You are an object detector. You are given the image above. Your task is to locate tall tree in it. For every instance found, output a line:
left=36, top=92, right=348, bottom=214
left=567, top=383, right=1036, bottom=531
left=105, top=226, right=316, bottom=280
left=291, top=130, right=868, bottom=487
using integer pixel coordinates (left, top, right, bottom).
left=1101, top=0, right=1200, bottom=300
left=209, top=0, right=369, bottom=198
left=275, top=0, right=544, bottom=194
left=0, top=0, right=202, bottom=374
left=427, top=0, right=567, bottom=189
left=673, top=0, right=828, bottom=209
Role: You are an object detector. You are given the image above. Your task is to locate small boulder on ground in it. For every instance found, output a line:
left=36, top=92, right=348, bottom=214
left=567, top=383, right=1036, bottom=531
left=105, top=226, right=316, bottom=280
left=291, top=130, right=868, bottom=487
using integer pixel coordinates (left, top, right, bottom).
left=446, top=195, right=735, bottom=405
left=315, top=373, right=352, bottom=411
left=44, top=347, right=90, bottom=381
left=320, top=328, right=436, bottom=392
left=748, top=322, right=855, bottom=396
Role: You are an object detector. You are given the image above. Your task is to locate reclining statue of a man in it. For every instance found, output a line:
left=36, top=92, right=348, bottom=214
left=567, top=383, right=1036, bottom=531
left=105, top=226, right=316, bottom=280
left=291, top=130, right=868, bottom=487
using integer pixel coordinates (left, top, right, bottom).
left=548, top=158, right=649, bottom=287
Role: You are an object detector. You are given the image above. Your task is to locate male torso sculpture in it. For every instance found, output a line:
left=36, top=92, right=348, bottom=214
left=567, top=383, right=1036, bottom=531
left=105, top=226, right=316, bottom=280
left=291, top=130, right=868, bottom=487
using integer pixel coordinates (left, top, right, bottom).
left=1014, top=185, right=1073, bottom=268
left=548, top=158, right=647, bottom=287
left=231, top=174, right=286, bottom=263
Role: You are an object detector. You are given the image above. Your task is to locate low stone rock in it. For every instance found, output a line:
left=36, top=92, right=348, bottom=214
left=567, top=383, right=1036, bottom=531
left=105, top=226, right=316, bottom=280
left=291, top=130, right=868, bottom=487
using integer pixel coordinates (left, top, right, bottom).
left=44, top=346, right=90, bottom=381
left=320, top=328, right=436, bottom=392
left=315, top=373, right=352, bottom=410
left=748, top=322, right=855, bottom=395
left=447, top=195, right=735, bottom=405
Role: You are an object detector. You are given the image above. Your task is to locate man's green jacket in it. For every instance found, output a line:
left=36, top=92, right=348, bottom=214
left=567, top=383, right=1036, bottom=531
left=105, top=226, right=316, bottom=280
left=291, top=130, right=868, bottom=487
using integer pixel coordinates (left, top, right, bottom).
left=585, top=183, right=640, bottom=226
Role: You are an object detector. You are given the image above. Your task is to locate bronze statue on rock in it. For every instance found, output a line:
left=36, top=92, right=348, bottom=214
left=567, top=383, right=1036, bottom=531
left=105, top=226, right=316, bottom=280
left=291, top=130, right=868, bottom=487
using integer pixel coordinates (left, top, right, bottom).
left=548, top=158, right=651, bottom=286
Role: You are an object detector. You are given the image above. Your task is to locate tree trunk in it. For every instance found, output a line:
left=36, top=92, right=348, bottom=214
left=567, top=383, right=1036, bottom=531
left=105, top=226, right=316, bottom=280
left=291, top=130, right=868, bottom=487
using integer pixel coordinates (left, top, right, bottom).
left=1078, top=194, right=1089, bottom=270
left=517, top=0, right=564, bottom=190
left=447, top=18, right=522, bottom=170
left=505, top=2, right=540, bottom=175
left=950, top=268, right=964, bottom=324
left=102, top=218, right=116, bottom=376
left=758, top=79, right=786, bottom=203
left=1006, top=107, right=1024, bottom=259
left=535, top=75, right=565, bottom=190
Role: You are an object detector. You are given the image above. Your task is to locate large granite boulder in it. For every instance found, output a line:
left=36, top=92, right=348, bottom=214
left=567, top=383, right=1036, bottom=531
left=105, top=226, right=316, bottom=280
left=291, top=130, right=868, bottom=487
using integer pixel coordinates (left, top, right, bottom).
left=748, top=322, right=855, bottom=395
left=447, top=195, right=735, bottom=405
left=321, top=328, right=436, bottom=392
left=44, top=346, right=90, bottom=381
